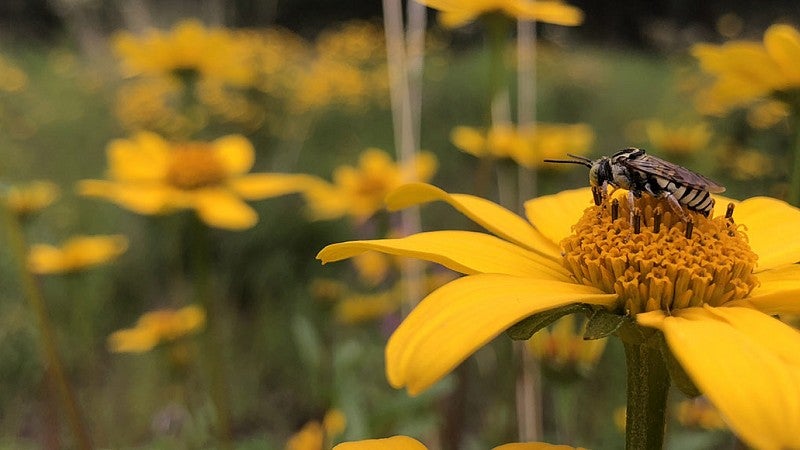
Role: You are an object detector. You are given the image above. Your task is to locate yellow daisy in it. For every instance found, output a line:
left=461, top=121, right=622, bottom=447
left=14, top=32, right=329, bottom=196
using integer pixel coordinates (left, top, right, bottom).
left=107, top=304, right=206, bottom=353
left=334, top=436, right=581, bottom=450
left=318, top=182, right=800, bottom=449
left=417, top=0, right=583, bottom=28
left=3, top=180, right=59, bottom=219
left=78, top=132, right=315, bottom=230
left=28, top=234, right=128, bottom=274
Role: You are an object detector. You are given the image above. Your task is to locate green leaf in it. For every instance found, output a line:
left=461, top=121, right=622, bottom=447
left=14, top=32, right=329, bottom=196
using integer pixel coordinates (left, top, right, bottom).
left=506, top=303, right=587, bottom=340
left=584, top=309, right=626, bottom=340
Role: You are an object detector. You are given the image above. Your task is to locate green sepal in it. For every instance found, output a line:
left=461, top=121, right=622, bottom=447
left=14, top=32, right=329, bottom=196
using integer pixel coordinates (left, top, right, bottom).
left=506, top=303, right=587, bottom=340
left=583, top=309, right=626, bottom=340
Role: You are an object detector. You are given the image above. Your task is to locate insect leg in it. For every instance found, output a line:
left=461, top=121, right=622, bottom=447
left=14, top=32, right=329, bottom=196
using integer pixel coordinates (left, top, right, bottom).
left=662, top=191, right=689, bottom=221
left=627, top=190, right=637, bottom=224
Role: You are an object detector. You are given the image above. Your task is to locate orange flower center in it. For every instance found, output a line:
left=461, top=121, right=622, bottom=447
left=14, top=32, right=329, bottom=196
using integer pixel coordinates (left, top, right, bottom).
left=166, top=143, right=227, bottom=189
left=560, top=195, right=758, bottom=315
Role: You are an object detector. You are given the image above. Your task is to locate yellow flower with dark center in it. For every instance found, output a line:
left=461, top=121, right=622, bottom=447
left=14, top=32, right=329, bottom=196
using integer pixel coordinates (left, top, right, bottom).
left=286, top=409, right=346, bottom=450
left=417, top=0, right=583, bottom=28
left=318, top=182, right=800, bottom=449
left=108, top=305, right=206, bottom=353
left=112, top=19, right=254, bottom=87
left=644, top=121, right=711, bottom=157
left=3, top=181, right=59, bottom=219
left=78, top=132, right=315, bottom=230
left=302, top=148, right=437, bottom=223
left=693, top=23, right=800, bottom=115
left=527, top=314, right=606, bottom=378
left=334, top=436, right=581, bottom=450
left=28, top=235, right=128, bottom=274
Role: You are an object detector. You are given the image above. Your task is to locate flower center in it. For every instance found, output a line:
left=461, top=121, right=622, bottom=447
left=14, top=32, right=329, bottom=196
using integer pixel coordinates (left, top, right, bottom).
left=560, top=194, right=758, bottom=315
left=166, top=143, right=227, bottom=190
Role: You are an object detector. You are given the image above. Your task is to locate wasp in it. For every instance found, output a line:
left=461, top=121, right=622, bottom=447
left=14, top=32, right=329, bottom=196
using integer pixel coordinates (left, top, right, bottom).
left=544, top=147, right=725, bottom=219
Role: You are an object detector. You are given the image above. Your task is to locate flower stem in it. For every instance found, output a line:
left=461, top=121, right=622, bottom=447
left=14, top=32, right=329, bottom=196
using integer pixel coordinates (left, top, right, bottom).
left=622, top=341, right=670, bottom=450
left=190, top=220, right=233, bottom=450
left=3, top=208, right=93, bottom=450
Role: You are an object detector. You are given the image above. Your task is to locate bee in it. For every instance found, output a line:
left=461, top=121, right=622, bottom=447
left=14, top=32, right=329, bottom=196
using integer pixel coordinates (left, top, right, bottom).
left=544, top=147, right=725, bottom=219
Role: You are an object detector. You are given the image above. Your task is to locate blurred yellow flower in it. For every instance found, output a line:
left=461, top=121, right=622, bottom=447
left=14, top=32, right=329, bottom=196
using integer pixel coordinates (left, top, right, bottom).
left=3, top=180, right=59, bottom=219
left=727, top=148, right=774, bottom=181
left=112, top=19, right=254, bottom=87
left=78, top=132, right=313, bottom=230
left=108, top=305, right=206, bottom=353
left=352, top=251, right=391, bottom=286
left=417, top=0, right=583, bottom=28
left=693, top=23, right=800, bottom=115
left=319, top=182, right=800, bottom=449
left=114, top=77, right=202, bottom=137
left=746, top=99, right=790, bottom=129
left=303, top=148, right=437, bottom=222
left=527, top=314, right=606, bottom=378
left=335, top=291, right=400, bottom=325
left=675, top=397, right=727, bottom=430
left=0, top=53, right=28, bottom=92
left=644, top=120, right=711, bottom=157
left=286, top=409, right=346, bottom=450
left=28, top=235, right=128, bottom=274
left=334, top=436, right=581, bottom=450
left=451, top=123, right=593, bottom=169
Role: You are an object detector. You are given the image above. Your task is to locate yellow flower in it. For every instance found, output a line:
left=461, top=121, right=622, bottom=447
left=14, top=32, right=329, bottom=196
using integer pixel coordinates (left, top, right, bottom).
left=3, top=181, right=59, bottom=218
left=112, top=19, right=254, bottom=87
left=527, top=314, right=606, bottom=378
left=286, top=409, right=346, bottom=450
left=78, top=132, right=314, bottom=230
left=108, top=305, right=206, bottom=353
left=334, top=436, right=581, bottom=450
left=417, top=0, right=583, bottom=28
left=693, top=23, right=800, bottom=115
left=303, top=148, right=437, bottom=222
left=335, top=291, right=400, bottom=325
left=318, top=182, right=800, bottom=449
left=644, top=120, right=711, bottom=157
left=28, top=235, right=128, bottom=274
left=746, top=99, right=790, bottom=129
left=674, top=397, right=727, bottom=430
left=451, top=123, right=593, bottom=169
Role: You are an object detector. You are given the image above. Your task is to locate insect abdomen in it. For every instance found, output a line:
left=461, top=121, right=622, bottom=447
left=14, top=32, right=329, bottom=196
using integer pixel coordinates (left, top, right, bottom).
left=652, top=177, right=714, bottom=216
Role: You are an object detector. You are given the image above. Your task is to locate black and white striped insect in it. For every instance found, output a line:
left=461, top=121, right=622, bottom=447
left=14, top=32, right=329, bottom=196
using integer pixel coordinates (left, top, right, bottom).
left=544, top=147, right=725, bottom=218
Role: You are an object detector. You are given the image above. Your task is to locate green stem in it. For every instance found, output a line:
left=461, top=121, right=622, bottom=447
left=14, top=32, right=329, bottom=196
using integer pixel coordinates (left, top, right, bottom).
left=788, top=115, right=800, bottom=206
left=623, top=341, right=670, bottom=450
left=3, top=209, right=93, bottom=450
left=485, top=13, right=511, bottom=126
left=190, top=220, right=233, bottom=450
left=553, top=382, right=579, bottom=445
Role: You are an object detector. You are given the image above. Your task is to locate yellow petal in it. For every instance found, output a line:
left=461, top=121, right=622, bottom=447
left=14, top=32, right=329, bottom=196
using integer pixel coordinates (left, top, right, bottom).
left=107, top=132, right=169, bottom=182
left=493, top=443, right=583, bottom=450
left=450, top=126, right=487, bottom=157
left=28, top=235, right=129, bottom=274
left=77, top=180, right=173, bottom=215
left=318, top=230, right=571, bottom=281
left=213, top=134, right=254, bottom=176
left=731, top=264, right=800, bottom=314
left=438, top=10, right=479, bottom=28
left=386, top=183, right=559, bottom=258
left=763, top=24, right=800, bottom=84
left=107, top=328, right=159, bottom=353
left=524, top=187, right=594, bottom=245
left=227, top=173, right=319, bottom=200
left=387, top=274, right=617, bottom=395
left=333, top=435, right=427, bottom=450
left=732, top=196, right=800, bottom=271
left=637, top=307, right=800, bottom=450
left=509, top=1, right=584, bottom=26
left=191, top=188, right=257, bottom=230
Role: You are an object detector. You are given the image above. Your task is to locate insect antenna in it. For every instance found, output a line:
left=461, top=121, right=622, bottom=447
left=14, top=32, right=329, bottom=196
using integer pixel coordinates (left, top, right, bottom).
left=543, top=154, right=593, bottom=168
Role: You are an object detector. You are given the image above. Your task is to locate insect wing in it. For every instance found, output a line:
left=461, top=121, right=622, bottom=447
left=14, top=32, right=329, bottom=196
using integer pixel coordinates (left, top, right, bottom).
left=621, top=154, right=726, bottom=193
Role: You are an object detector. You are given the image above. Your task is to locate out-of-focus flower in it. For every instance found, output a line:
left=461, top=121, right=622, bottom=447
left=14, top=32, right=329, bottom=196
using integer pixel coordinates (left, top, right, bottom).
left=352, top=251, right=392, bottom=286
left=727, top=148, right=774, bottom=181
left=112, top=19, right=254, bottom=87
left=527, top=314, right=606, bottom=379
left=78, top=132, right=314, bottom=230
left=108, top=305, right=206, bottom=353
left=746, top=99, right=790, bottom=129
left=693, top=24, right=800, bottom=115
left=334, top=436, right=582, bottom=450
left=286, top=409, right=347, bottom=450
left=3, top=181, right=59, bottom=219
left=675, top=397, right=727, bottom=430
left=451, top=123, right=593, bottom=169
left=417, top=0, right=583, bottom=28
left=335, top=291, right=400, bottom=325
left=114, top=77, right=203, bottom=137
left=28, top=235, right=128, bottom=274
left=319, top=182, right=800, bottom=449
left=302, top=148, right=437, bottom=222
left=644, top=120, right=712, bottom=157
left=0, top=53, right=28, bottom=92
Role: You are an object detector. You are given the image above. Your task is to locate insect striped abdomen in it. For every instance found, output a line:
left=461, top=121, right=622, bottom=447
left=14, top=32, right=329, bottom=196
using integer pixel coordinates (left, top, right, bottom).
left=653, top=176, right=714, bottom=216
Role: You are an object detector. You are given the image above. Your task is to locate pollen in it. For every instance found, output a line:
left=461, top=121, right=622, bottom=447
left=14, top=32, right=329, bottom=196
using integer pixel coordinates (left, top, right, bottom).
left=166, top=143, right=227, bottom=189
left=560, top=195, right=758, bottom=315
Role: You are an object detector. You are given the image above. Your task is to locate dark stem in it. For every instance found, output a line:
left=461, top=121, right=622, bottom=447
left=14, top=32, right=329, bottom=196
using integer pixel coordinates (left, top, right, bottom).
left=623, top=341, right=670, bottom=450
